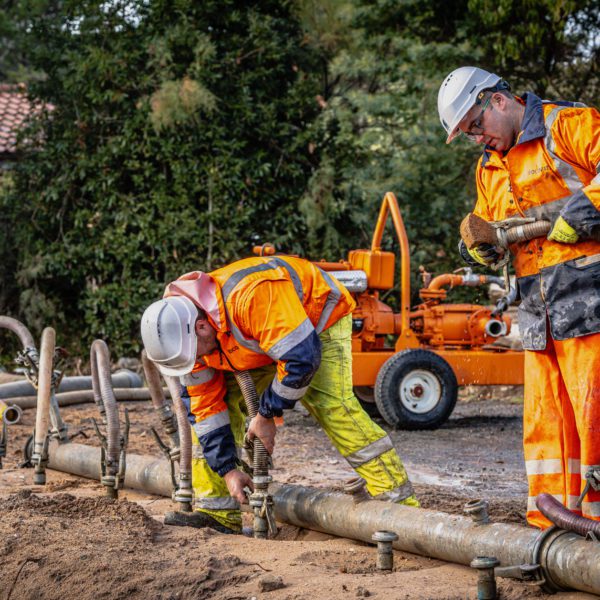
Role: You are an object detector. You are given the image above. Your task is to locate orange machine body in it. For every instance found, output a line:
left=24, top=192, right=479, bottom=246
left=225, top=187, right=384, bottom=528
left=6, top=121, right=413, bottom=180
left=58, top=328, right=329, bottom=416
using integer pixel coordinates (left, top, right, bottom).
left=314, top=193, right=524, bottom=387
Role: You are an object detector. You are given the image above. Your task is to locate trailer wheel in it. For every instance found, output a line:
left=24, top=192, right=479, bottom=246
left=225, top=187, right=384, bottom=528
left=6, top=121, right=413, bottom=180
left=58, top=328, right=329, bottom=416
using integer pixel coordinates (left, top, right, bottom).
left=353, top=386, right=380, bottom=418
left=374, top=349, right=458, bottom=430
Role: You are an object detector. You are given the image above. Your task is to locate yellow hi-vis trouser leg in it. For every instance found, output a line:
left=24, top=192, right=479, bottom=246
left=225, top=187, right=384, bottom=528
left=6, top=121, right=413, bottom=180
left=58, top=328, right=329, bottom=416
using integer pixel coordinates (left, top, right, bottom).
left=302, top=315, right=417, bottom=505
left=191, top=366, right=275, bottom=532
left=192, top=314, right=418, bottom=529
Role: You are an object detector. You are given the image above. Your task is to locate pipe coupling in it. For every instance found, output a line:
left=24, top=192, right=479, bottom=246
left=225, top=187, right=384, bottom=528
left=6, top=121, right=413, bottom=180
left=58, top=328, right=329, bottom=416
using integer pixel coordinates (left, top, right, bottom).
left=464, top=499, right=490, bottom=525
left=344, top=476, right=371, bottom=504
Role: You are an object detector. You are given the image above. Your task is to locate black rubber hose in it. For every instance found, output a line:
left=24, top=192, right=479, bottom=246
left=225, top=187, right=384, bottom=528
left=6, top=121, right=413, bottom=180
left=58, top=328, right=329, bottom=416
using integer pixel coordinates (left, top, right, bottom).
left=536, top=492, right=600, bottom=537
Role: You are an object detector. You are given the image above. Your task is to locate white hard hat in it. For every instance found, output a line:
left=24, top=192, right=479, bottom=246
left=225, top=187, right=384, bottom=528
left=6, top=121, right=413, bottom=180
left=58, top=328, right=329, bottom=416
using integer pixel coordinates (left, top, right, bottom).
left=438, top=66, right=502, bottom=143
left=141, top=296, right=199, bottom=376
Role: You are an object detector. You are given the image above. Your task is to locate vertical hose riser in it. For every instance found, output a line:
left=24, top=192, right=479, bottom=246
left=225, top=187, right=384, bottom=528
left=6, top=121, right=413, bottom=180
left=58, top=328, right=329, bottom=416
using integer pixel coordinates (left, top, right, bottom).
left=164, top=375, right=192, bottom=512
left=234, top=370, right=274, bottom=538
left=32, top=327, right=55, bottom=484
left=141, top=351, right=180, bottom=454
left=90, top=340, right=121, bottom=497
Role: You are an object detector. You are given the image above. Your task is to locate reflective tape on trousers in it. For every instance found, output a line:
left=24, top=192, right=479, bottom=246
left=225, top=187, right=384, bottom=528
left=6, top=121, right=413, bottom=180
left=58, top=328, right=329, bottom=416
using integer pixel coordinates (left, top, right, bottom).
left=344, top=435, right=395, bottom=468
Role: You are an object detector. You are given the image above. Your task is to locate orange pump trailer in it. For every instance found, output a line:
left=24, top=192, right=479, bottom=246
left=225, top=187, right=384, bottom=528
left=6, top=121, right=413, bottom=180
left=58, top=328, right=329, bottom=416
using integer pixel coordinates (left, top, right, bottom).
left=314, top=192, right=524, bottom=429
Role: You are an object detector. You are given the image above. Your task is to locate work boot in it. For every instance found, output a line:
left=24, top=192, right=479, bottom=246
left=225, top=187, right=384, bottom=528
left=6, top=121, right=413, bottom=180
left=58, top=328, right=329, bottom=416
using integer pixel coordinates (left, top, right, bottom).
left=163, top=510, right=237, bottom=534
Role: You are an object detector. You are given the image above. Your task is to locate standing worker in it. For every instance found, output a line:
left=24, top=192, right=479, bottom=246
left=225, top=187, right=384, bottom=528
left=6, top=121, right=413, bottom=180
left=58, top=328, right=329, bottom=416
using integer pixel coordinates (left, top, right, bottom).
left=141, top=255, right=418, bottom=533
left=438, top=66, right=600, bottom=528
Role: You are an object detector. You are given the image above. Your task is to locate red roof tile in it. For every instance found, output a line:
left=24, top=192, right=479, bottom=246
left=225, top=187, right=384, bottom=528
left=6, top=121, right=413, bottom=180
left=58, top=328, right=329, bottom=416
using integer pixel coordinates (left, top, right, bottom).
left=0, top=84, right=32, bottom=155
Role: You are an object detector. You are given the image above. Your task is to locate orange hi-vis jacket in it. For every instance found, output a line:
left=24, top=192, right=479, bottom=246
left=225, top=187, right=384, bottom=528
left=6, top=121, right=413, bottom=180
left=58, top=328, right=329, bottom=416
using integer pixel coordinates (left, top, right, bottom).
left=473, top=93, right=600, bottom=350
left=164, top=255, right=355, bottom=476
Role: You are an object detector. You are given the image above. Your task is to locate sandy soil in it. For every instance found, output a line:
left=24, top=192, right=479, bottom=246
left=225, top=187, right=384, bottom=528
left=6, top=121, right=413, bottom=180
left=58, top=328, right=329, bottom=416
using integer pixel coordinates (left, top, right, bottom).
left=0, top=382, right=596, bottom=600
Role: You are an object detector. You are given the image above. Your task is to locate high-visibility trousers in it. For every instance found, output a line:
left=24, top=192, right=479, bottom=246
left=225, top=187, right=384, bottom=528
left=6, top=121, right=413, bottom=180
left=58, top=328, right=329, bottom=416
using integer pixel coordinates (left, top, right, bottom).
left=191, top=314, right=418, bottom=531
left=524, top=330, right=600, bottom=529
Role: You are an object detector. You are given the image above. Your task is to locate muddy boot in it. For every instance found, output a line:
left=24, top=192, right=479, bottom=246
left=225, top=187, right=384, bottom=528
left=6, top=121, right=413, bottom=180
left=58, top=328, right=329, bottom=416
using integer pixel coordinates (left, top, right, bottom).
left=164, top=511, right=237, bottom=534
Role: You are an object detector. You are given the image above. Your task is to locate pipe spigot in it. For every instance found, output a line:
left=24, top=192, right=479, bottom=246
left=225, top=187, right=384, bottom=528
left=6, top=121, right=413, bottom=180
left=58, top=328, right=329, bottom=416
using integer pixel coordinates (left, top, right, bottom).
left=372, top=530, right=398, bottom=571
left=470, top=556, right=500, bottom=599
left=464, top=499, right=490, bottom=525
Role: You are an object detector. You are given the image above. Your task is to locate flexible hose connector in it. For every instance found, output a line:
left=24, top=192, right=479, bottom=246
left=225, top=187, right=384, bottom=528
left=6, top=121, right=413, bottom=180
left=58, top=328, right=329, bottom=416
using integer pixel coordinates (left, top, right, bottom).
left=32, top=327, right=55, bottom=484
left=504, top=221, right=551, bottom=245
left=234, top=370, right=275, bottom=538
left=234, top=371, right=269, bottom=479
left=0, top=316, right=36, bottom=350
left=90, top=340, right=120, bottom=482
left=141, top=351, right=180, bottom=452
left=536, top=493, right=600, bottom=538
left=164, top=375, right=192, bottom=511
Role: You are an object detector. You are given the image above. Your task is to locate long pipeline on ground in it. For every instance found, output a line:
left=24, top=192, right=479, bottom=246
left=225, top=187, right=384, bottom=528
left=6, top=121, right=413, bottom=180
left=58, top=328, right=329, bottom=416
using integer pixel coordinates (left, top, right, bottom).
left=7, top=387, right=168, bottom=409
left=0, top=370, right=143, bottom=400
left=44, top=442, right=600, bottom=596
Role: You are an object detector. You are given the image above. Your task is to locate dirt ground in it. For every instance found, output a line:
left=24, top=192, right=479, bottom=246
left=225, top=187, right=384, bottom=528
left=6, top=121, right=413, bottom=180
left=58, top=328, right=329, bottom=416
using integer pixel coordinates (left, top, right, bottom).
left=0, top=378, right=596, bottom=600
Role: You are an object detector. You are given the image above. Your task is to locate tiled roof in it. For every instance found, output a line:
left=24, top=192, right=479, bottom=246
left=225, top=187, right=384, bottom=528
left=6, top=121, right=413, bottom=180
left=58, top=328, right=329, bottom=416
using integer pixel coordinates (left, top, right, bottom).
left=0, top=84, right=31, bottom=155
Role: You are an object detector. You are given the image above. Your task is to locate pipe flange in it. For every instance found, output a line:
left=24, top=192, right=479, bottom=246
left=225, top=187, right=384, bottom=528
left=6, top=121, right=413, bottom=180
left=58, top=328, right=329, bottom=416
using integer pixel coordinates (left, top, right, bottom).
left=372, top=530, right=398, bottom=543
left=253, top=475, right=272, bottom=486
left=174, top=487, right=193, bottom=502
left=471, top=556, right=500, bottom=570
left=101, top=475, right=116, bottom=488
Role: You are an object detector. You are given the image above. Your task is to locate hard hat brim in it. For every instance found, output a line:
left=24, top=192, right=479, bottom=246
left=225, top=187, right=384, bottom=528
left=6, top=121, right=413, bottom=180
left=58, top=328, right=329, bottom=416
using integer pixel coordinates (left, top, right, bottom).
left=446, top=126, right=461, bottom=144
left=155, top=355, right=196, bottom=377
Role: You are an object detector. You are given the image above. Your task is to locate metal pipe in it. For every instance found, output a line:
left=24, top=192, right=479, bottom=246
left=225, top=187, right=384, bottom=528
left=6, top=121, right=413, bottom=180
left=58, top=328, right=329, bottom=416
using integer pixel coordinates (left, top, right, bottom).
left=46, top=441, right=173, bottom=496
left=163, top=375, right=192, bottom=512
left=42, top=446, right=600, bottom=596
left=7, top=387, right=168, bottom=409
left=90, top=340, right=121, bottom=497
left=0, top=370, right=143, bottom=400
left=0, top=316, right=36, bottom=349
left=32, top=327, right=55, bottom=484
left=271, top=484, right=600, bottom=596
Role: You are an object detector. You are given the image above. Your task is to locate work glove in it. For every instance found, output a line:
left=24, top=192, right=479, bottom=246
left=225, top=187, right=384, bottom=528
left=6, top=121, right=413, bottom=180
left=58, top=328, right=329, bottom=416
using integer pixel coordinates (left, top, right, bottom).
left=547, top=216, right=579, bottom=243
left=458, top=239, right=502, bottom=267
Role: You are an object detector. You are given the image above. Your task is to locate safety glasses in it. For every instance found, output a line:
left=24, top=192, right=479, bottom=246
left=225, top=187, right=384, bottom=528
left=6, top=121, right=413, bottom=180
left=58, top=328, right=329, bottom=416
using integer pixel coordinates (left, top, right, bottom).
left=463, top=96, right=493, bottom=141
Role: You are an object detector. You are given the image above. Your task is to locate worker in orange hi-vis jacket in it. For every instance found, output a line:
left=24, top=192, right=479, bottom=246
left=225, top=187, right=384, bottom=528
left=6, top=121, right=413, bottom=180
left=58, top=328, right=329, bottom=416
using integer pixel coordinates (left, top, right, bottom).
left=141, top=255, right=418, bottom=534
left=438, top=66, right=600, bottom=529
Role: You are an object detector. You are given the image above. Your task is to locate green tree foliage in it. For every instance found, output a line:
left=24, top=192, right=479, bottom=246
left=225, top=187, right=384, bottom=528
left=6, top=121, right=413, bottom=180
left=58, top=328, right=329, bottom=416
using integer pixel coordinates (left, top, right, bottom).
left=296, top=0, right=598, bottom=303
left=0, top=0, right=323, bottom=355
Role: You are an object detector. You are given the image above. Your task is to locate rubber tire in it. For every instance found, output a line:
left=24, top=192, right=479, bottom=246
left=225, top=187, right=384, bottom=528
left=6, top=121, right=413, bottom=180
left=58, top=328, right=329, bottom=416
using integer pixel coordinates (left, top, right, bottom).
left=374, top=349, right=458, bottom=430
left=353, top=386, right=380, bottom=418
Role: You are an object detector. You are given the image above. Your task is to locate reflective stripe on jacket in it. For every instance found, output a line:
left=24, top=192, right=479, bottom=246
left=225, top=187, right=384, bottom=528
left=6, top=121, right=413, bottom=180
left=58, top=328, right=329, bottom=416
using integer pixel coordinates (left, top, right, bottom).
left=473, top=93, right=600, bottom=350
left=164, top=256, right=355, bottom=475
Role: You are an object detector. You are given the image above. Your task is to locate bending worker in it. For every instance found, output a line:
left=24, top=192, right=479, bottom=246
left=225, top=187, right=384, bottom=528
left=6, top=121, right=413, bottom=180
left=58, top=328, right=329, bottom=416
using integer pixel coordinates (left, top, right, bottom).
left=141, top=255, right=418, bottom=533
left=438, top=66, right=600, bottom=528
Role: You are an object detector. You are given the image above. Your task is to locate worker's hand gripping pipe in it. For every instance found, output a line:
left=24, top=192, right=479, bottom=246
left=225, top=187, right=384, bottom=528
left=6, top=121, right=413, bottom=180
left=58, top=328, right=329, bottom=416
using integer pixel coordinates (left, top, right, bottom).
left=162, top=375, right=193, bottom=512
left=31, top=327, right=55, bottom=484
left=234, top=370, right=277, bottom=539
left=141, top=351, right=180, bottom=459
left=90, top=339, right=129, bottom=499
